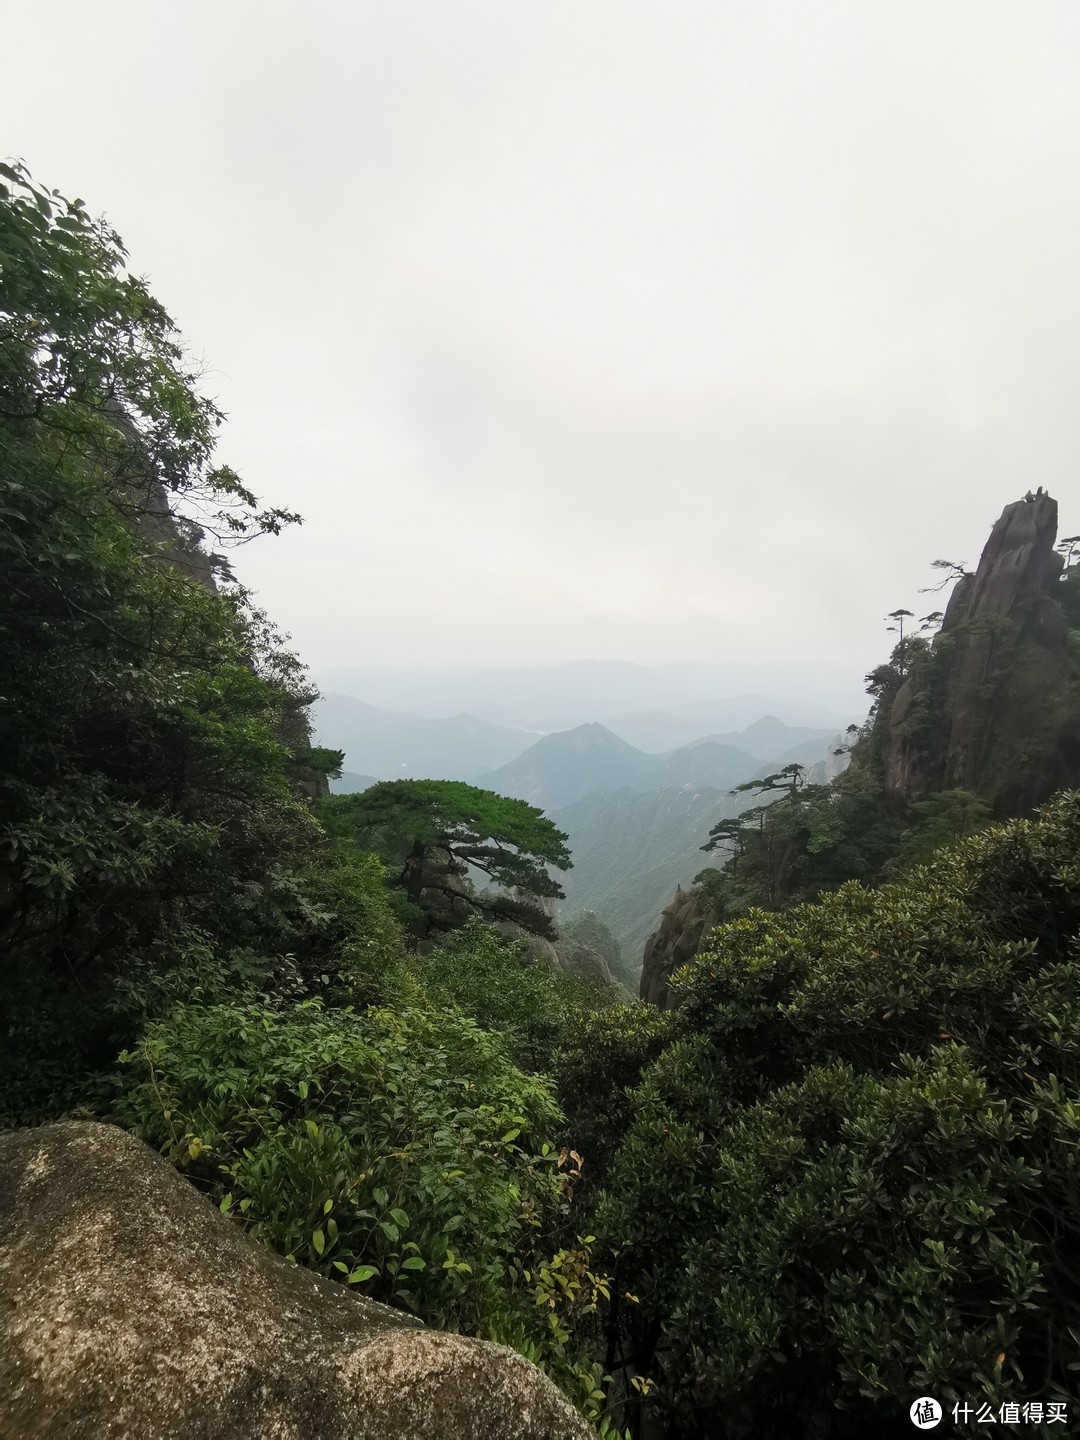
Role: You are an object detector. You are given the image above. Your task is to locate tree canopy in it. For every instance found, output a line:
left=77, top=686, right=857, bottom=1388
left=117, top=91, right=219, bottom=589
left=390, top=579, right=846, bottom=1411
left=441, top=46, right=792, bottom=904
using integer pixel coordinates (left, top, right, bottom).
left=579, top=790, right=1080, bottom=1436
left=0, top=162, right=332, bottom=1119
left=319, top=780, right=572, bottom=940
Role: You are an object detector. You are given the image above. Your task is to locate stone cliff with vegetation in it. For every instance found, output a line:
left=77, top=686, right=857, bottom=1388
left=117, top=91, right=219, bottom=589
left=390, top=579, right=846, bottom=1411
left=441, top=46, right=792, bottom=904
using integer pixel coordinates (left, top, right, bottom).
left=637, top=491, right=1080, bottom=1006
left=639, top=886, right=714, bottom=1007
left=883, top=490, right=1080, bottom=814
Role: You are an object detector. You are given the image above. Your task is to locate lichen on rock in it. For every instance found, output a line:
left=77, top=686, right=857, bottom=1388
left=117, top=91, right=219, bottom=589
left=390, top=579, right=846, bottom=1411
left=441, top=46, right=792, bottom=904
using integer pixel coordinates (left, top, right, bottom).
left=0, top=1122, right=593, bottom=1440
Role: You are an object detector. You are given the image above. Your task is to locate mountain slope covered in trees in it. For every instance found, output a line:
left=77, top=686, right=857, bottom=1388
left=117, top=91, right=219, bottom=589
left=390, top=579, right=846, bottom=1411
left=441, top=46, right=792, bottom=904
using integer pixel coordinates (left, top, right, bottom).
left=553, top=786, right=742, bottom=963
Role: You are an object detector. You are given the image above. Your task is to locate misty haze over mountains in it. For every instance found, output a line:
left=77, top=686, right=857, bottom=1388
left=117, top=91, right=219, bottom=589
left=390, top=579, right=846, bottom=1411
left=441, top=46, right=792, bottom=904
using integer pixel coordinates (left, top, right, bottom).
left=314, top=661, right=861, bottom=778
left=317, top=661, right=863, bottom=735
left=315, top=662, right=862, bottom=964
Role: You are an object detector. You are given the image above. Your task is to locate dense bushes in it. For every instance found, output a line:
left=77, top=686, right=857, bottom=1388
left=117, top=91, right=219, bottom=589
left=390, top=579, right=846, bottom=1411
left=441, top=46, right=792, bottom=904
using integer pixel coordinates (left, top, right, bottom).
left=593, top=793, right=1080, bottom=1437
left=413, top=918, right=597, bottom=1072
left=117, top=996, right=624, bottom=1431
left=0, top=164, right=335, bottom=1123
left=555, top=1004, right=675, bottom=1185
left=117, top=1000, right=563, bottom=1327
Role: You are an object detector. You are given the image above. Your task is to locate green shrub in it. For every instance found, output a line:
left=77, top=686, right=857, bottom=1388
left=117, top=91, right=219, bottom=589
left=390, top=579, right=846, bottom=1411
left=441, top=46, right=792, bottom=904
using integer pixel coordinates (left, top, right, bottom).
left=555, top=1004, right=676, bottom=1184
left=596, top=792, right=1080, bottom=1437
left=115, top=995, right=632, bottom=1434
left=414, top=917, right=594, bottom=1074
left=117, top=999, right=564, bottom=1326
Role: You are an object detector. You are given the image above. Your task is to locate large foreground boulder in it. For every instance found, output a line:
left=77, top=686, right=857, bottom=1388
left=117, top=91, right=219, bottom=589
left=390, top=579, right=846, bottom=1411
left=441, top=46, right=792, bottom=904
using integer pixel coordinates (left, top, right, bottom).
left=0, top=1122, right=593, bottom=1439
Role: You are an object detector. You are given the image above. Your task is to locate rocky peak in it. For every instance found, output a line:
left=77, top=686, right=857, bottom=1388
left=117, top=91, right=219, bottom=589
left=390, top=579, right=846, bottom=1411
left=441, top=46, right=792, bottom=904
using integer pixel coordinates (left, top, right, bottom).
left=639, top=885, right=715, bottom=1008
left=959, top=491, right=1063, bottom=628
left=884, top=490, right=1080, bottom=814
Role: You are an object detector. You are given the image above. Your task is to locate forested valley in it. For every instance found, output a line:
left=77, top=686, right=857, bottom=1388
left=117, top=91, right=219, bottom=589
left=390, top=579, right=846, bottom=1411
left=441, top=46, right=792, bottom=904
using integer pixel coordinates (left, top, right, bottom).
left=4, top=163, right=1080, bottom=1438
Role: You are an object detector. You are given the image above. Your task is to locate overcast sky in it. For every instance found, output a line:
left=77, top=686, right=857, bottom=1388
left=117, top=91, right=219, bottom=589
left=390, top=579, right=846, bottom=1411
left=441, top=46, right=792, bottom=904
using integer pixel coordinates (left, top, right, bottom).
left=5, top=2, right=1079, bottom=686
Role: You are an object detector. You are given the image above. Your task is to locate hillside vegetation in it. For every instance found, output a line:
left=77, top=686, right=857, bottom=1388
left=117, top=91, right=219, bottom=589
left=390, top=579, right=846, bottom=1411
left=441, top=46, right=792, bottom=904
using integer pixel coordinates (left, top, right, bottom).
left=566, top=792, right=1080, bottom=1436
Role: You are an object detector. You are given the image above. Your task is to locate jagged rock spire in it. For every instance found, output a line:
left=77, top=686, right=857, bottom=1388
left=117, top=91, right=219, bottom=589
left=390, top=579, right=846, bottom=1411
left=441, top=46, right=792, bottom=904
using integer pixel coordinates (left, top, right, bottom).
left=884, top=491, right=1080, bottom=814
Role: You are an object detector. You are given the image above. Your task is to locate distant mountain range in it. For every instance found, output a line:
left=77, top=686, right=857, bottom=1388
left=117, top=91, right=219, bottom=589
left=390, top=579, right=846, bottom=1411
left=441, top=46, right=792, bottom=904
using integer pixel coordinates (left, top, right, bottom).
left=603, top=701, right=852, bottom=754
left=477, top=723, right=662, bottom=809
left=317, top=660, right=864, bottom=735
left=313, top=693, right=540, bottom=782
left=315, top=668, right=859, bottom=795
left=475, top=718, right=836, bottom=812
left=316, top=687, right=854, bottom=974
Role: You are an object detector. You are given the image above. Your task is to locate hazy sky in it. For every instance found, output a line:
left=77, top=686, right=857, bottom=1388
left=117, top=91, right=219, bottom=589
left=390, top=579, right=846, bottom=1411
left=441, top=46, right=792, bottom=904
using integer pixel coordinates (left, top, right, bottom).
left=5, top=2, right=1080, bottom=684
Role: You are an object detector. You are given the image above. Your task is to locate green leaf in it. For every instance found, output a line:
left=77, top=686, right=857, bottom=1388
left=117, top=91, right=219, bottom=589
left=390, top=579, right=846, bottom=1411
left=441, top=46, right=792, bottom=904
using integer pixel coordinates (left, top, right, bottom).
left=312, top=1228, right=325, bottom=1255
left=348, top=1265, right=379, bottom=1284
left=400, top=1256, right=426, bottom=1270
left=389, top=1207, right=409, bottom=1228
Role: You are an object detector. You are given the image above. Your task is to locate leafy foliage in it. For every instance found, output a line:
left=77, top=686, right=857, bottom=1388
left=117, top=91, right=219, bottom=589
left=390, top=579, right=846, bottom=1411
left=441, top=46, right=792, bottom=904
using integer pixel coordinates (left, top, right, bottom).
left=594, top=792, right=1080, bottom=1437
left=887, top=788, right=994, bottom=871
left=413, top=918, right=595, bottom=1073
left=320, top=779, right=572, bottom=940
left=0, top=165, right=336, bottom=1122
left=555, top=1005, right=676, bottom=1186
left=117, top=999, right=565, bottom=1326
left=117, top=997, right=625, bottom=1432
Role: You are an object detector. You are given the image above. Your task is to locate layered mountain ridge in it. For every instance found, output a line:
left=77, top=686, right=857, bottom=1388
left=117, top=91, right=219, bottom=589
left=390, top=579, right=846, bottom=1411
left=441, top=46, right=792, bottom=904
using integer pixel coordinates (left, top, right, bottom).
left=475, top=718, right=838, bottom=812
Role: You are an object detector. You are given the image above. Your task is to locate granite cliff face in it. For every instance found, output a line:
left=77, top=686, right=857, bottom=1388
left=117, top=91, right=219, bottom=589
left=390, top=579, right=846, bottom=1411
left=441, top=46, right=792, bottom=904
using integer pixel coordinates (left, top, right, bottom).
left=639, top=886, right=717, bottom=1008
left=561, top=943, right=615, bottom=987
left=884, top=492, right=1080, bottom=814
left=491, top=890, right=562, bottom=967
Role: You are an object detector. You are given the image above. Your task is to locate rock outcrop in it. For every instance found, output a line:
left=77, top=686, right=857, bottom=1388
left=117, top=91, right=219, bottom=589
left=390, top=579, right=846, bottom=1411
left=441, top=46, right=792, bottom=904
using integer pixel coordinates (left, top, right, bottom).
left=492, top=891, right=562, bottom=967
left=562, top=943, right=615, bottom=987
left=0, top=1121, right=592, bottom=1440
left=639, top=885, right=716, bottom=1007
left=883, top=492, right=1080, bottom=815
